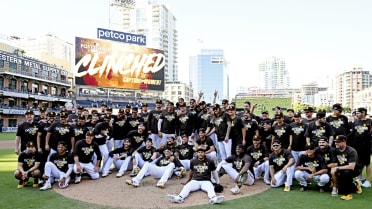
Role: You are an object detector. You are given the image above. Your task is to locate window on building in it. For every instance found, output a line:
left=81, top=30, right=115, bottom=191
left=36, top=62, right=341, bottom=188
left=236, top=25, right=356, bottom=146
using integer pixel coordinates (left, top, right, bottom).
left=9, top=79, right=17, bottom=90
left=0, top=77, right=3, bottom=88
left=9, top=119, right=17, bottom=127
left=21, top=65, right=28, bottom=74
left=32, top=83, right=39, bottom=93
left=42, top=85, right=48, bottom=94
left=21, top=81, right=28, bottom=92
left=61, top=75, right=66, bottom=81
left=0, top=60, right=4, bottom=68
left=51, top=86, right=57, bottom=95
left=9, top=62, right=17, bottom=70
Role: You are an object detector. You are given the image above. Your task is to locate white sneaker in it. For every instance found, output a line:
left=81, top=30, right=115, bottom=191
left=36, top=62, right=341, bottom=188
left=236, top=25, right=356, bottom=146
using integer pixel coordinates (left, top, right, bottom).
left=102, top=173, right=109, bottom=178
left=156, top=181, right=165, bottom=189
left=167, top=195, right=184, bottom=203
left=75, top=176, right=81, bottom=184
left=331, top=187, right=338, bottom=196
left=209, top=196, right=224, bottom=204
left=116, top=172, right=124, bottom=178
left=40, top=183, right=52, bottom=191
left=264, top=179, right=271, bottom=185
left=230, top=185, right=240, bottom=194
left=362, top=181, right=371, bottom=188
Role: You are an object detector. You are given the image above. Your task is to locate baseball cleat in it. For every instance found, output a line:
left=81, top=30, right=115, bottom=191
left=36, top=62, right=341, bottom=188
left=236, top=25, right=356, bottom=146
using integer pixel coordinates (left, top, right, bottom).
left=340, top=194, right=353, bottom=200
left=101, top=173, right=109, bottom=178
left=74, top=176, right=81, bottom=184
left=230, top=185, right=240, bottom=194
left=167, top=195, right=184, bottom=203
left=40, top=183, right=52, bottom=191
left=17, top=180, right=25, bottom=189
left=125, top=179, right=139, bottom=187
left=264, top=179, right=271, bottom=185
left=331, top=187, right=338, bottom=196
left=156, top=182, right=165, bottom=189
left=283, top=185, right=290, bottom=192
left=116, top=172, right=124, bottom=178
left=130, top=167, right=140, bottom=177
left=355, top=180, right=362, bottom=194
left=209, top=195, right=224, bottom=204
left=362, top=181, right=371, bottom=188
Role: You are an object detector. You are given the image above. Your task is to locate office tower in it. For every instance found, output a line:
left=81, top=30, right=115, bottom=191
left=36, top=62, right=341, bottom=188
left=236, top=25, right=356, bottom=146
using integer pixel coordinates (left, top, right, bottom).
left=258, top=56, right=289, bottom=90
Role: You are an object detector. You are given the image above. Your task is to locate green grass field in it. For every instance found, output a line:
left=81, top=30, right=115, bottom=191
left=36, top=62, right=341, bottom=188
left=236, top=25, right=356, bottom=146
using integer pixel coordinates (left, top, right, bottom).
left=0, top=132, right=16, bottom=140
left=233, top=97, right=292, bottom=116
left=1, top=149, right=370, bottom=209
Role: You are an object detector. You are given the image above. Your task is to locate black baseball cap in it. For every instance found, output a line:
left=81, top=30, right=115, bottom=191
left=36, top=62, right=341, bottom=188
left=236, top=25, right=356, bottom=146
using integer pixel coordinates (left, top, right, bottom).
left=253, top=135, right=261, bottom=141
left=272, top=140, right=281, bottom=146
left=86, top=130, right=94, bottom=136
left=25, top=110, right=34, bottom=115
left=155, top=99, right=162, bottom=104
left=294, top=112, right=302, bottom=117
left=60, top=112, right=68, bottom=118
left=196, top=145, right=206, bottom=152
left=318, top=136, right=329, bottom=143
left=304, top=142, right=315, bottom=150
left=48, top=112, right=56, bottom=117
left=335, top=135, right=347, bottom=142
left=26, top=141, right=35, bottom=147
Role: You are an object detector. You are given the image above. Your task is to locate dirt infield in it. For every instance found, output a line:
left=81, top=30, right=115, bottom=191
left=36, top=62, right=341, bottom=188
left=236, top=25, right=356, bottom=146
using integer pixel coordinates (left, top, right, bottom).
left=54, top=172, right=270, bottom=209
left=2, top=140, right=269, bottom=208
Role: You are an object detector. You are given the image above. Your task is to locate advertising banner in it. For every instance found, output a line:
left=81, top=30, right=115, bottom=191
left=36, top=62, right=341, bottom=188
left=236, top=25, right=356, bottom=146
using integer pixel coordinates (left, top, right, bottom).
left=74, top=37, right=165, bottom=91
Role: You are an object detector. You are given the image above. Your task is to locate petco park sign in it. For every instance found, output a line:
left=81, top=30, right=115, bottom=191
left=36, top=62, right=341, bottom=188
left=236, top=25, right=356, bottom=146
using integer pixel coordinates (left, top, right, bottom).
left=97, top=28, right=146, bottom=46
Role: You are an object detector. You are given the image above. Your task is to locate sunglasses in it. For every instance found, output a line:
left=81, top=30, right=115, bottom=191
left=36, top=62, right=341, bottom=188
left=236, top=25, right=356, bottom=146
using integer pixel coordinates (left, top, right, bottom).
left=272, top=144, right=280, bottom=147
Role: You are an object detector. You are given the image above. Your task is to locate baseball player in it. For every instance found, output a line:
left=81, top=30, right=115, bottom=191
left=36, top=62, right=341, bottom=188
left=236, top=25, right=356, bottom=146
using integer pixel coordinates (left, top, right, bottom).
left=125, top=147, right=184, bottom=188
left=130, top=138, right=158, bottom=177
left=294, top=142, right=329, bottom=192
left=167, top=146, right=224, bottom=204
left=158, top=102, right=179, bottom=148
left=269, top=139, right=295, bottom=192
left=101, top=138, right=134, bottom=178
left=174, top=134, right=194, bottom=170
left=73, top=130, right=102, bottom=184
left=147, top=99, right=163, bottom=148
left=246, top=135, right=270, bottom=185
left=216, top=144, right=255, bottom=194
left=15, top=110, right=39, bottom=155
left=93, top=114, right=112, bottom=172
left=14, top=141, right=42, bottom=188
left=40, top=141, right=74, bottom=190
left=194, top=128, right=217, bottom=162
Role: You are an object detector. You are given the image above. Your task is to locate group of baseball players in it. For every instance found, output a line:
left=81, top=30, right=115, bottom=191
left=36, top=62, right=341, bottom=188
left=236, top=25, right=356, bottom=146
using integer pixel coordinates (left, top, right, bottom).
left=14, top=91, right=371, bottom=203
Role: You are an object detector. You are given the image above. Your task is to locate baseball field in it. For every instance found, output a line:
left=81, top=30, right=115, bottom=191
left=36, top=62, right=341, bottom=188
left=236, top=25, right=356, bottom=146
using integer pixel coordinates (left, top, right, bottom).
left=1, top=133, right=371, bottom=209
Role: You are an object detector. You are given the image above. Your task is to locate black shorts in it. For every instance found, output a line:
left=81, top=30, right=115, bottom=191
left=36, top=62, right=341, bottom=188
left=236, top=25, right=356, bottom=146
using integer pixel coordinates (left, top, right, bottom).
left=358, top=150, right=371, bottom=166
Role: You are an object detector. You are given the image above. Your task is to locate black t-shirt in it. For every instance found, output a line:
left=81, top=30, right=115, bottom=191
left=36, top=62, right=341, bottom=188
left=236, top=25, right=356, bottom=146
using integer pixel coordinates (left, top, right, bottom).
left=225, top=153, right=253, bottom=174
left=47, top=122, right=75, bottom=150
left=155, top=155, right=183, bottom=168
left=109, top=146, right=134, bottom=160
left=137, top=146, right=156, bottom=161
left=296, top=153, right=327, bottom=173
left=74, top=140, right=102, bottom=163
left=147, top=109, right=163, bottom=134
left=334, top=146, right=358, bottom=166
left=315, top=146, right=337, bottom=166
left=72, top=124, right=89, bottom=142
left=160, top=110, right=178, bottom=134
left=289, top=121, right=307, bottom=151
left=271, top=123, right=291, bottom=149
left=17, top=121, right=39, bottom=151
left=125, top=116, right=144, bottom=133
left=127, top=130, right=148, bottom=150
left=112, top=116, right=127, bottom=140
left=177, top=111, right=195, bottom=136
left=210, top=113, right=229, bottom=141
left=197, top=111, right=212, bottom=130
left=243, top=118, right=259, bottom=147
left=246, top=144, right=269, bottom=165
left=18, top=151, right=41, bottom=171
left=37, top=121, right=53, bottom=149
left=229, top=115, right=245, bottom=145
left=190, top=157, right=216, bottom=181
left=93, top=122, right=112, bottom=145
left=195, top=137, right=214, bottom=152
left=269, top=149, right=294, bottom=172
left=351, top=118, right=372, bottom=150
left=176, top=143, right=194, bottom=160
left=326, top=115, right=349, bottom=136
left=305, top=121, right=335, bottom=145
left=49, top=152, right=74, bottom=173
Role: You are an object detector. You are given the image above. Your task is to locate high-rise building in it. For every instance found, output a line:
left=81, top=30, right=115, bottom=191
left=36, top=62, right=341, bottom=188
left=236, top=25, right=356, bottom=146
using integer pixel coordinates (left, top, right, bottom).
left=119, top=0, right=178, bottom=82
left=336, top=66, right=371, bottom=110
left=189, top=49, right=229, bottom=103
left=258, top=57, right=289, bottom=90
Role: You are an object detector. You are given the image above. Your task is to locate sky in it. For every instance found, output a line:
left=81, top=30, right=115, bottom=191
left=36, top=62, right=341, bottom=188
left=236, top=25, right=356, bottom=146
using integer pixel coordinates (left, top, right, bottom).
left=1, top=0, right=372, bottom=98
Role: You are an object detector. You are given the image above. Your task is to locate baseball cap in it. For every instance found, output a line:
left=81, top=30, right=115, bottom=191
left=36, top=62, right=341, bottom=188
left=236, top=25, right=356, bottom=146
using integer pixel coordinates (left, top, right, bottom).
left=199, top=128, right=206, bottom=133
left=132, top=107, right=139, bottom=112
left=145, top=138, right=153, bottom=143
left=272, top=139, right=281, bottom=146
left=286, top=108, right=294, bottom=113
left=106, top=107, right=113, bottom=111
left=57, top=141, right=68, bottom=147
left=101, top=103, right=107, bottom=107
left=78, top=116, right=85, bottom=120
left=212, top=104, right=220, bottom=110
left=316, top=111, right=326, bottom=119
left=48, top=112, right=56, bottom=117
left=126, top=104, right=131, bottom=108
left=318, top=136, right=329, bottom=143
left=335, top=135, right=347, bottom=142
left=357, top=107, right=367, bottom=114
left=304, top=142, right=315, bottom=150
left=86, top=129, right=94, bottom=136
left=155, top=99, right=162, bottom=104
left=25, top=109, right=34, bottom=115
left=77, top=105, right=84, bottom=110
left=274, top=112, right=284, bottom=119
left=227, top=105, right=236, bottom=110
left=262, top=110, right=269, bottom=114
left=190, top=98, right=196, bottom=103
left=332, top=103, right=342, bottom=112
left=141, top=103, right=148, bottom=107
left=179, top=103, right=186, bottom=107
left=168, top=101, right=174, bottom=106
left=118, top=108, right=125, bottom=113
left=103, top=114, right=111, bottom=119
left=222, top=99, right=229, bottom=104
left=236, top=144, right=244, bottom=149
left=199, top=101, right=206, bottom=105
left=60, top=112, right=68, bottom=118
left=253, top=135, right=261, bottom=141
left=294, top=112, right=302, bottom=117
left=39, top=107, right=47, bottom=112
left=26, top=141, right=35, bottom=147
left=304, top=107, right=314, bottom=112
left=196, top=145, right=206, bottom=152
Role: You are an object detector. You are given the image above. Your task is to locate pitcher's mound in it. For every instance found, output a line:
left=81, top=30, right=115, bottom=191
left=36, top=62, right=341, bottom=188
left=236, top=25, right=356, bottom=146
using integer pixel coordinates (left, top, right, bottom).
left=54, top=174, right=270, bottom=208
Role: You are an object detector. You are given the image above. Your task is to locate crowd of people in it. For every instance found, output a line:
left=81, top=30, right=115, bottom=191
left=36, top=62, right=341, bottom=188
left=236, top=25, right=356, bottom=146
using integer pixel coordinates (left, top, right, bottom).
left=14, top=91, right=371, bottom=203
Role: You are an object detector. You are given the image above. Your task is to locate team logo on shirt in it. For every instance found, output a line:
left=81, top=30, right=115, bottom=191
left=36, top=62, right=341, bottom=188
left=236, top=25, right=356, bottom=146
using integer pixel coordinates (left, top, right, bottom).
left=275, top=128, right=286, bottom=137
left=24, top=157, right=36, bottom=167
left=213, top=117, right=223, bottom=127
left=54, top=158, right=68, bottom=168
left=273, top=155, right=286, bottom=166
left=159, top=158, right=170, bottom=166
left=329, top=119, right=343, bottom=128
left=179, top=115, right=189, bottom=124
left=129, top=120, right=140, bottom=128
left=179, top=148, right=189, bottom=156
left=292, top=126, right=304, bottom=135
left=195, top=163, right=208, bottom=173
left=234, top=159, right=243, bottom=170
left=55, top=126, right=70, bottom=135
left=304, top=160, right=319, bottom=169
left=250, top=150, right=262, bottom=160
left=165, top=114, right=176, bottom=121
left=142, top=151, right=152, bottom=160
left=313, top=127, right=326, bottom=137
left=82, top=146, right=94, bottom=155
left=355, top=124, right=369, bottom=134
left=134, top=136, right=144, bottom=143
left=25, top=126, right=38, bottom=135
left=337, top=154, right=348, bottom=165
